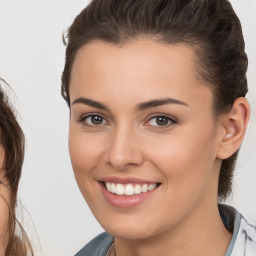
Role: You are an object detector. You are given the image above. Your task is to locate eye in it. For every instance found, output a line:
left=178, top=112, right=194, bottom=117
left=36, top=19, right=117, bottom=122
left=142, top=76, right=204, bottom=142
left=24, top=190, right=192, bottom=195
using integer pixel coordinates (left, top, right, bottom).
left=79, top=114, right=109, bottom=127
left=145, top=115, right=176, bottom=127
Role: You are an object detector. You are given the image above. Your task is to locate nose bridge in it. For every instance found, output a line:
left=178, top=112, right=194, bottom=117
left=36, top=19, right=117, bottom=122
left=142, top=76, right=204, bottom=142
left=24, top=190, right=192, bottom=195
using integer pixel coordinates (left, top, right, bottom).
left=106, top=122, right=143, bottom=170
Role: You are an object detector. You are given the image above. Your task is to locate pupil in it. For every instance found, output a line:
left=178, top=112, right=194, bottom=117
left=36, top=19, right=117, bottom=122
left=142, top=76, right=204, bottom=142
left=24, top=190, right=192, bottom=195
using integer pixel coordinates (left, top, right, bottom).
left=156, top=117, right=168, bottom=126
left=92, top=116, right=103, bottom=125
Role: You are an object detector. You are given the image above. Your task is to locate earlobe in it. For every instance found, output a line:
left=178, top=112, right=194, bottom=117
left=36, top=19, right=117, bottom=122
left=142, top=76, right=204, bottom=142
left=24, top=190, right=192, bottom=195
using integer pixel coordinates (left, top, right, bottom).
left=217, top=97, right=250, bottom=160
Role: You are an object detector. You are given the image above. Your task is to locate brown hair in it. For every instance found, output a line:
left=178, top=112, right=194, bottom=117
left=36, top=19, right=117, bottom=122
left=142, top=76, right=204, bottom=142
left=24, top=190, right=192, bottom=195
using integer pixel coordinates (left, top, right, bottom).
left=61, top=0, right=248, bottom=199
left=0, top=78, right=34, bottom=255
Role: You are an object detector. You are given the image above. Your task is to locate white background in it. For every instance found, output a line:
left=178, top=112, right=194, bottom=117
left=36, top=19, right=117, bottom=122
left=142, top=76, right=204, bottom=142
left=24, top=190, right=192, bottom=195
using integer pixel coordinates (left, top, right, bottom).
left=0, top=0, right=255, bottom=255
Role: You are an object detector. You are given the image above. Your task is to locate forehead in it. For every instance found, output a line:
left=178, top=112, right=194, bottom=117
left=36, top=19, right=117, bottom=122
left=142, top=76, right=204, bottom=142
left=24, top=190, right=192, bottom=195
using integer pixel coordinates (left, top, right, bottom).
left=71, top=39, right=201, bottom=83
left=70, top=40, right=213, bottom=110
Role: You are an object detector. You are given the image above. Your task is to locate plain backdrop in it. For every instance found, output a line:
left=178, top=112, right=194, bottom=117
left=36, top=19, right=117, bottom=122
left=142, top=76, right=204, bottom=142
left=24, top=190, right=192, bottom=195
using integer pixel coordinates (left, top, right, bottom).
left=0, top=0, right=255, bottom=255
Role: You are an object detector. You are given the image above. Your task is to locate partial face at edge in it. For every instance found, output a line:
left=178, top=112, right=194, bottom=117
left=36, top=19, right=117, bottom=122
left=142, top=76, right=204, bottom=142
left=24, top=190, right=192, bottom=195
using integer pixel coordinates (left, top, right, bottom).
left=68, top=40, right=223, bottom=240
left=0, top=144, right=10, bottom=255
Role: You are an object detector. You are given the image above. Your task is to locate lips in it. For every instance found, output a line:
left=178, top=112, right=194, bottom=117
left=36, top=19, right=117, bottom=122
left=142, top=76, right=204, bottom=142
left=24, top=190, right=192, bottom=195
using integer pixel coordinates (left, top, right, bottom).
left=99, top=177, right=160, bottom=208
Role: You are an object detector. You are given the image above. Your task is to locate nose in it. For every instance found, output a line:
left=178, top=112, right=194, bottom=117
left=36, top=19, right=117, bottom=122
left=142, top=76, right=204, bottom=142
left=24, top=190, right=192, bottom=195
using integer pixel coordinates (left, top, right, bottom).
left=105, top=126, right=144, bottom=171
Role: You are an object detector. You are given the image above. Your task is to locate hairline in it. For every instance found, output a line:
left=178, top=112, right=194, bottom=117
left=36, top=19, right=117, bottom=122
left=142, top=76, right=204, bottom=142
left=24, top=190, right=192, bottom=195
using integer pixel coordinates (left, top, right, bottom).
left=67, top=36, right=218, bottom=112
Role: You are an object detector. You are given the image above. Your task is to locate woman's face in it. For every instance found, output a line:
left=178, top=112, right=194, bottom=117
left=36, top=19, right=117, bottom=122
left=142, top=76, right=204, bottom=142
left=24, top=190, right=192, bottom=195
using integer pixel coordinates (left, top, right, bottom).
left=0, top=144, right=9, bottom=255
left=69, top=40, right=224, bottom=240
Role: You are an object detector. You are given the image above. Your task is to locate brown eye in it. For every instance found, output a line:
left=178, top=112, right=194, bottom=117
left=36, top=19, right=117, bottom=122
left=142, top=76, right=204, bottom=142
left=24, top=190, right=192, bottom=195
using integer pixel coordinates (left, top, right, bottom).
left=145, top=115, right=176, bottom=127
left=80, top=114, right=108, bottom=127
left=90, top=115, right=103, bottom=125
left=155, top=116, right=169, bottom=126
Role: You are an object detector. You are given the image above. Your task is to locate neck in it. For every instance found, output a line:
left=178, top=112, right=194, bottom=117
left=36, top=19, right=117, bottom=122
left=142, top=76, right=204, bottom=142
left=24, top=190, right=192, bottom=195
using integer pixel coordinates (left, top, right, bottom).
left=114, top=202, right=232, bottom=256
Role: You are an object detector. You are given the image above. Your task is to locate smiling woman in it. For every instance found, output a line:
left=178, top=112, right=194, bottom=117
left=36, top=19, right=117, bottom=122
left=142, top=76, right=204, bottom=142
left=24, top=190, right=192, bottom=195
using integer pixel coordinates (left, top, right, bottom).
left=61, top=0, right=255, bottom=255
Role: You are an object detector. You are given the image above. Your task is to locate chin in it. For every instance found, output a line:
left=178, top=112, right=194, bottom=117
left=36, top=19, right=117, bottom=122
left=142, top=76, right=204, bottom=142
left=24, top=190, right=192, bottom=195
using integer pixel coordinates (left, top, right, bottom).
left=106, top=227, right=154, bottom=240
left=97, top=214, right=160, bottom=240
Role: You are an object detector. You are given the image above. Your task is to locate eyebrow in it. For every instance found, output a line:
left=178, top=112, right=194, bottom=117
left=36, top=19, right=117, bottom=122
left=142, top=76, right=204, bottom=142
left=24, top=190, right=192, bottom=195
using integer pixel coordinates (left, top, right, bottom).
left=72, top=97, right=188, bottom=111
left=72, top=97, right=109, bottom=111
left=137, top=98, right=188, bottom=110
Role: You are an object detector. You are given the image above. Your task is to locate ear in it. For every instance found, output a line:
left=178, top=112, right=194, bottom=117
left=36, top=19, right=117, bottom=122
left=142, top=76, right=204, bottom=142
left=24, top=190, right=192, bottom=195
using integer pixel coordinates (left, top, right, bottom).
left=217, top=97, right=250, bottom=160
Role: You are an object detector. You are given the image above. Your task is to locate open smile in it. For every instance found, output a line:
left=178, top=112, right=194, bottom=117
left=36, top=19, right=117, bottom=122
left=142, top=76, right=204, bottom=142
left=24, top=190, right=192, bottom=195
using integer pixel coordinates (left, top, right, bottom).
left=98, top=178, right=161, bottom=208
left=105, top=182, right=158, bottom=196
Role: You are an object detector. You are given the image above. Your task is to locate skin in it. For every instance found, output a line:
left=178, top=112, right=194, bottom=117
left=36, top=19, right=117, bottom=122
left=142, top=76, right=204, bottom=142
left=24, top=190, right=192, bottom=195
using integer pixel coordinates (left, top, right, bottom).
left=0, top=143, right=9, bottom=256
left=68, top=40, right=249, bottom=256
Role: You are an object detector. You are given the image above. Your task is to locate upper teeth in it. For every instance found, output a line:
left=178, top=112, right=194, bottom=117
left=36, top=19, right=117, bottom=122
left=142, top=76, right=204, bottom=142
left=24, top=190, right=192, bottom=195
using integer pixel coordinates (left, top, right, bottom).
left=105, top=182, right=157, bottom=196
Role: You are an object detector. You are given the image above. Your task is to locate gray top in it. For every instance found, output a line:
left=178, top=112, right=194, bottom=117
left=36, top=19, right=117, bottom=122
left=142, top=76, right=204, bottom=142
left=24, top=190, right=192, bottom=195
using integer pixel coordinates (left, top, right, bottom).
left=75, top=204, right=256, bottom=256
left=75, top=232, right=113, bottom=256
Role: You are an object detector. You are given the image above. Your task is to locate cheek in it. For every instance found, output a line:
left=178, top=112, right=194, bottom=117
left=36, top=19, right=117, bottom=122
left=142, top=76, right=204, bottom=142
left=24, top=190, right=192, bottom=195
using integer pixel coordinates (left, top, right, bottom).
left=68, top=131, right=103, bottom=209
left=150, top=133, right=216, bottom=169
left=68, top=130, right=101, bottom=182
left=0, top=195, right=9, bottom=229
left=0, top=178, right=10, bottom=247
left=142, top=134, right=219, bottom=229
left=147, top=130, right=218, bottom=194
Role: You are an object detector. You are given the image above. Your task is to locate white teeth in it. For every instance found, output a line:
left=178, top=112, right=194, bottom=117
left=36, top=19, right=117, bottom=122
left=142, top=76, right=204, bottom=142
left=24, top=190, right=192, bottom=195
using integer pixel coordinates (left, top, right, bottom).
left=148, top=184, right=157, bottom=191
left=125, top=184, right=134, bottom=196
left=106, top=182, right=112, bottom=191
left=105, top=182, right=157, bottom=196
left=116, top=184, right=125, bottom=195
left=134, top=184, right=142, bottom=194
left=142, top=184, right=148, bottom=193
left=111, top=183, right=116, bottom=193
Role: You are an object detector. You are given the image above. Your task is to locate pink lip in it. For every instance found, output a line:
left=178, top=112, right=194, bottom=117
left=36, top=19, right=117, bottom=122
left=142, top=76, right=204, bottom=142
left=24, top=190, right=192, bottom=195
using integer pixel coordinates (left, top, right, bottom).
left=98, top=179, right=160, bottom=208
left=99, top=176, right=157, bottom=185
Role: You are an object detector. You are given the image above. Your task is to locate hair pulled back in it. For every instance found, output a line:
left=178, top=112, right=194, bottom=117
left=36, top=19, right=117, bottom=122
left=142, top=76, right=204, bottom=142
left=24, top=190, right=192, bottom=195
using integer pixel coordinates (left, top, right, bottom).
left=61, top=0, right=248, bottom=199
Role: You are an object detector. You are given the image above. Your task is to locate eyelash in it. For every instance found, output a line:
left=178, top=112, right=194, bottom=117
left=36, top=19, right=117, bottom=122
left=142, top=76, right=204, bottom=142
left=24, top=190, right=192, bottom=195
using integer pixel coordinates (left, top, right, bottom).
left=78, top=113, right=109, bottom=128
left=144, top=114, right=177, bottom=128
left=78, top=114, right=177, bottom=128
